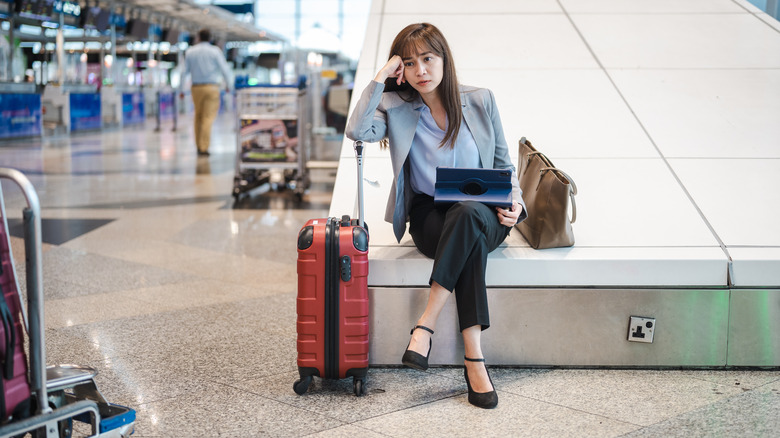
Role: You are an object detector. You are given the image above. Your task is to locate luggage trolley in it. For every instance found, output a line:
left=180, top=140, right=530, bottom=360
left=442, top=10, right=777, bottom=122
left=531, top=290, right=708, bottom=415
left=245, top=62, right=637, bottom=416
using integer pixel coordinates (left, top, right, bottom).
left=233, top=85, right=310, bottom=201
left=0, top=169, right=136, bottom=438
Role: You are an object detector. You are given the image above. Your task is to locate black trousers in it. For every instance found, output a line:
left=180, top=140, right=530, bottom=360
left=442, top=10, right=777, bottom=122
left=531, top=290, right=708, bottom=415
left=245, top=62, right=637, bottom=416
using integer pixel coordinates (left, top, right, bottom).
left=408, top=194, right=511, bottom=332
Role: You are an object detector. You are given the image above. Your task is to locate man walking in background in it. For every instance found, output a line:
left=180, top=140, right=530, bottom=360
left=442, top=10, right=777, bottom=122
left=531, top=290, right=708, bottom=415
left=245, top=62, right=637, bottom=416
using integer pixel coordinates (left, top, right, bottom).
left=181, top=29, right=232, bottom=156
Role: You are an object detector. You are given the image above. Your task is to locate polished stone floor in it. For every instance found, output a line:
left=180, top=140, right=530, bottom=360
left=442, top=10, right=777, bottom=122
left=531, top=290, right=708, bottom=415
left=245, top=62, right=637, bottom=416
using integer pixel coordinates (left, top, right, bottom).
left=0, top=114, right=778, bottom=437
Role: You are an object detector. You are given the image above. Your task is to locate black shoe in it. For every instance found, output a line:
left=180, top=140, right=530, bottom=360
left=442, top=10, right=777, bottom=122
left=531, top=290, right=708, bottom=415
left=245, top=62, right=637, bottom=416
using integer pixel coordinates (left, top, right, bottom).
left=464, top=356, right=498, bottom=409
left=197, top=151, right=210, bottom=156
left=401, top=325, right=434, bottom=371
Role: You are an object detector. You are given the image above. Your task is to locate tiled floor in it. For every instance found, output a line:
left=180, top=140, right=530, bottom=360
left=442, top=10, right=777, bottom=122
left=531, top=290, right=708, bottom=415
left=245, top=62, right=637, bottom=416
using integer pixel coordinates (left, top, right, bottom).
left=1, top=0, right=780, bottom=437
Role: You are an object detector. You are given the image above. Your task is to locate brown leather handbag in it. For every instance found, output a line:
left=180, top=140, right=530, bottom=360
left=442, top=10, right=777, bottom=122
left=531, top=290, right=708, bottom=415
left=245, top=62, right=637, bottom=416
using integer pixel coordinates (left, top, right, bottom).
left=515, top=137, right=577, bottom=249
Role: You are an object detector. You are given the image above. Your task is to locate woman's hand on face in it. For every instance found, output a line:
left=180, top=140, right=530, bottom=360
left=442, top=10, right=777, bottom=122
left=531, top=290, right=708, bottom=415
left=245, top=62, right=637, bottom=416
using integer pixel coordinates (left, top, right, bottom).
left=496, top=201, right=522, bottom=227
left=375, top=55, right=405, bottom=85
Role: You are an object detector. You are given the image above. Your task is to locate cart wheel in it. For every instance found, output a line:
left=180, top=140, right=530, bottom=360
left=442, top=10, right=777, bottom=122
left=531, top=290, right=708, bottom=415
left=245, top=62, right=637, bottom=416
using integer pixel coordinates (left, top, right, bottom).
left=293, top=376, right=312, bottom=395
left=353, top=378, right=366, bottom=397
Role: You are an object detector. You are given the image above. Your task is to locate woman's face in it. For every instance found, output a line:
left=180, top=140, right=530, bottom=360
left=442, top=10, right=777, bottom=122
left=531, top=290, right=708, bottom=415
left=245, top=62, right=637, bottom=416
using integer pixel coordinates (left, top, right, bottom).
left=402, top=49, right=444, bottom=99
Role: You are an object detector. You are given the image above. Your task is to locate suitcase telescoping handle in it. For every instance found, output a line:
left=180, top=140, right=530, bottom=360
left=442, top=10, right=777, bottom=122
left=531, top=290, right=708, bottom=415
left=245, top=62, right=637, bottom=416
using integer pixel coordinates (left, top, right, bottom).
left=354, top=141, right=365, bottom=229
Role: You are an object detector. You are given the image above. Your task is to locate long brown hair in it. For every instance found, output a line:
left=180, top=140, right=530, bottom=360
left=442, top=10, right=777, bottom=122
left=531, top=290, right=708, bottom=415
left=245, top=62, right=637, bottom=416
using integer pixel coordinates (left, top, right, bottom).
left=388, top=23, right=462, bottom=149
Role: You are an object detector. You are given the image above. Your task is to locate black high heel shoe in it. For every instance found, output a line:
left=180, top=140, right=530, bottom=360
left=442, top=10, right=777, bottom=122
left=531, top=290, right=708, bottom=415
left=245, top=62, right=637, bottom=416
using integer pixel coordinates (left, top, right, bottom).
left=401, top=325, right=434, bottom=371
left=464, top=356, right=498, bottom=409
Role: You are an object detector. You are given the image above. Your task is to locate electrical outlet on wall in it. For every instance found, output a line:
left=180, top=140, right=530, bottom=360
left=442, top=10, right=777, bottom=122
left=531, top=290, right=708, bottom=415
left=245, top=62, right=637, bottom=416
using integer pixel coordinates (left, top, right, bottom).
left=628, top=316, right=655, bottom=343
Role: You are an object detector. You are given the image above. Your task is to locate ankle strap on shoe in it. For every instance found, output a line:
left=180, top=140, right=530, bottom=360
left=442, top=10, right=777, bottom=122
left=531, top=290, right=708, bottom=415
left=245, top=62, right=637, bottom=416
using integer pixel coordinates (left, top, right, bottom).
left=411, top=325, right=434, bottom=335
left=464, top=356, right=485, bottom=362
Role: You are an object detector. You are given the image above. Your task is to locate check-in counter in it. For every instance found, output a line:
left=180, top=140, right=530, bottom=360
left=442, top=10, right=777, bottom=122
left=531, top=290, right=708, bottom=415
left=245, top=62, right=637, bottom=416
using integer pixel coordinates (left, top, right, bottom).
left=0, top=82, right=42, bottom=140
left=116, top=87, right=145, bottom=126
left=143, top=87, right=157, bottom=118
left=101, top=86, right=122, bottom=128
left=41, top=84, right=101, bottom=134
left=157, top=88, right=176, bottom=120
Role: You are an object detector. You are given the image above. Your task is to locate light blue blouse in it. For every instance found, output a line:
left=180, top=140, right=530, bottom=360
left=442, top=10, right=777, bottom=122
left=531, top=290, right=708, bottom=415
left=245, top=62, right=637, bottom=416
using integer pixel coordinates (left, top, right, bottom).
left=409, top=105, right=481, bottom=196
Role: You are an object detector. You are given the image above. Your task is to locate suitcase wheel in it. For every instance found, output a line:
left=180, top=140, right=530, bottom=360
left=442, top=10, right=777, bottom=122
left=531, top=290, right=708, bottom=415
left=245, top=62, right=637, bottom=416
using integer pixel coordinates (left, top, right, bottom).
left=293, top=376, right=312, bottom=395
left=353, top=377, right=366, bottom=397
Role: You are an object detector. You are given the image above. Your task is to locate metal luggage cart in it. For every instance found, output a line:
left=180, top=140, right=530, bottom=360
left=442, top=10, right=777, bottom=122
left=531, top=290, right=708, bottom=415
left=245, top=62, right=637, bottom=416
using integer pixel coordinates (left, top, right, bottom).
left=233, top=85, right=310, bottom=201
left=0, top=169, right=136, bottom=438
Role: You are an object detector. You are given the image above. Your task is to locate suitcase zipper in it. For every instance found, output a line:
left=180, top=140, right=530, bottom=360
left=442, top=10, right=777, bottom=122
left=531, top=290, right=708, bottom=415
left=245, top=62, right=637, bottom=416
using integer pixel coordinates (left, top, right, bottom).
left=323, top=217, right=340, bottom=379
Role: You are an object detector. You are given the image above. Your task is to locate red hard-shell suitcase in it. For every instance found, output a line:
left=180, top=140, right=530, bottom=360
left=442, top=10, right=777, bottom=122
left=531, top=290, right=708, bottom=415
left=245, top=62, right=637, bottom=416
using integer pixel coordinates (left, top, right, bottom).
left=294, top=142, right=369, bottom=396
left=0, top=204, right=32, bottom=423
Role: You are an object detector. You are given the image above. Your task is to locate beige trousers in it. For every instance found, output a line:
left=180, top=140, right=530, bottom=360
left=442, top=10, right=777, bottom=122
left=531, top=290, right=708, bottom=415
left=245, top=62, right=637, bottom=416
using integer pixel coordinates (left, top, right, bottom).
left=190, top=84, right=221, bottom=153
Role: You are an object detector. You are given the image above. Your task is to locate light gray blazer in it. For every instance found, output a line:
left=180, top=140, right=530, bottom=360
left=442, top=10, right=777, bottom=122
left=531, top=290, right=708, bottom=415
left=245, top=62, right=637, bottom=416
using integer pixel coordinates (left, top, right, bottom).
left=345, top=80, right=527, bottom=242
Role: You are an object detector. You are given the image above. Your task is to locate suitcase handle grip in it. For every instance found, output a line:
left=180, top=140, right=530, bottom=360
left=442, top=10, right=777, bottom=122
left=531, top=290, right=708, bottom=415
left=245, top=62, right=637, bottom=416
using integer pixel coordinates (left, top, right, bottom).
left=354, top=141, right=365, bottom=229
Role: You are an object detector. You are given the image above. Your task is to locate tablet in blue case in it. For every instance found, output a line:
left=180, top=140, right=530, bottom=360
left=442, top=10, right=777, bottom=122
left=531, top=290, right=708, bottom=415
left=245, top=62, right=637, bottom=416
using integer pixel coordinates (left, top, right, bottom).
left=433, top=167, right=513, bottom=208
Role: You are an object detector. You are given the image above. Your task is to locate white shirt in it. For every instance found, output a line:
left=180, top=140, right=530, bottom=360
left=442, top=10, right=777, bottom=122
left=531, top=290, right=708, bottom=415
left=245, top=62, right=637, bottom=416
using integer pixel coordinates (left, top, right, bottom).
left=181, top=42, right=232, bottom=90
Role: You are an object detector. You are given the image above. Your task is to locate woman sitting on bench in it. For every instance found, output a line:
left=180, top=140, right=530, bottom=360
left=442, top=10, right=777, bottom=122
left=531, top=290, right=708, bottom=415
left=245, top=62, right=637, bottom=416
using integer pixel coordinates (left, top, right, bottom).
left=346, top=22, right=527, bottom=409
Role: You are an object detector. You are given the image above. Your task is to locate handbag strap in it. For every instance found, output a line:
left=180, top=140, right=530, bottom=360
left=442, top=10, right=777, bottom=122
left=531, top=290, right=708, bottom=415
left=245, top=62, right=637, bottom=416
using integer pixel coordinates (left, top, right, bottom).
left=525, top=151, right=554, bottom=169
left=539, top=167, right=578, bottom=223
left=520, top=137, right=555, bottom=169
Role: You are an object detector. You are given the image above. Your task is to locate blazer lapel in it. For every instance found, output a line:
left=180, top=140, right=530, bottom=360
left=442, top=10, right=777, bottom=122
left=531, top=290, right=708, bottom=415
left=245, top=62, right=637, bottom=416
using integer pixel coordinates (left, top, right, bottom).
left=386, top=102, right=423, bottom=175
left=461, top=94, right=493, bottom=168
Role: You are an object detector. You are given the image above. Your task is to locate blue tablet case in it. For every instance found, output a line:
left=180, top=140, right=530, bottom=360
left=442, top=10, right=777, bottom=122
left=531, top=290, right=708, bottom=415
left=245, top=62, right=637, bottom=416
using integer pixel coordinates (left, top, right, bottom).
left=433, top=167, right=513, bottom=208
